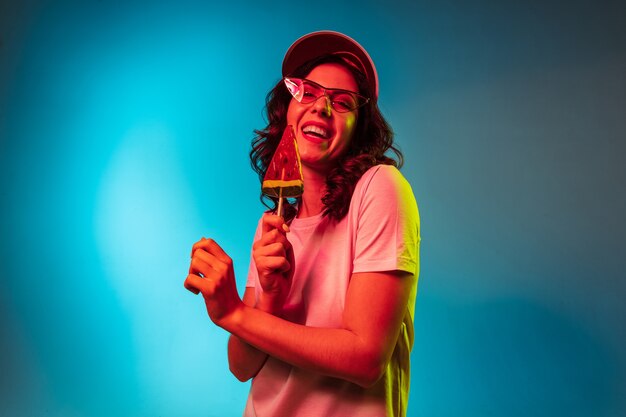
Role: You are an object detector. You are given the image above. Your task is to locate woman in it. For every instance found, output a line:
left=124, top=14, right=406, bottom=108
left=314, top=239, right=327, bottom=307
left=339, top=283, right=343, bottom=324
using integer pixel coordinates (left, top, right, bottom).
left=184, top=31, right=420, bottom=417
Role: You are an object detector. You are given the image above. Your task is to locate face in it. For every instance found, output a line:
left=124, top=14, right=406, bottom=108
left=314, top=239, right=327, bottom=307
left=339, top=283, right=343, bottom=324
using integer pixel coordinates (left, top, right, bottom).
left=286, top=62, right=359, bottom=173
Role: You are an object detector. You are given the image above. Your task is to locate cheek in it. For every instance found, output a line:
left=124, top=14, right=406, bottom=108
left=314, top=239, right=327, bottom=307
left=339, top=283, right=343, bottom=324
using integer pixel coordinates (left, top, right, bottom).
left=345, top=113, right=357, bottom=132
left=286, top=100, right=301, bottom=126
left=340, top=113, right=357, bottom=142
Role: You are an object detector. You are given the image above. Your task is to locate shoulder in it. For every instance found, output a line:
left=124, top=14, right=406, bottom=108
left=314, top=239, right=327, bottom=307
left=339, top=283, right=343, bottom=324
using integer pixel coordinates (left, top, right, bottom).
left=350, top=164, right=419, bottom=224
left=355, top=164, right=414, bottom=199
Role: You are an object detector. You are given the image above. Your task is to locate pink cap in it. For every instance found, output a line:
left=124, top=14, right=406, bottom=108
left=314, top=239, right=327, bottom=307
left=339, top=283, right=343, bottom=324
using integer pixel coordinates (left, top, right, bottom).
left=282, top=31, right=379, bottom=100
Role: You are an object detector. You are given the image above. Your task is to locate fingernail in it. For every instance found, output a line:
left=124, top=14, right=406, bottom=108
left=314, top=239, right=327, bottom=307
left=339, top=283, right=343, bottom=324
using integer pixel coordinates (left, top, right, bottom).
left=282, top=223, right=290, bottom=233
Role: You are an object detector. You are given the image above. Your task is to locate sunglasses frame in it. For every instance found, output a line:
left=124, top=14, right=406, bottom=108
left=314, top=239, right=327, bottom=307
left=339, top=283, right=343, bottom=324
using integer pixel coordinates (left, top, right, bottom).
left=283, top=77, right=370, bottom=113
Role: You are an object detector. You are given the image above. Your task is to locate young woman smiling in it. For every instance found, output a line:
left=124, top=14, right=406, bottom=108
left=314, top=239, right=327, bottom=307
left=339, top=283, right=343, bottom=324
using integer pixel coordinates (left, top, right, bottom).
left=185, top=31, right=420, bottom=417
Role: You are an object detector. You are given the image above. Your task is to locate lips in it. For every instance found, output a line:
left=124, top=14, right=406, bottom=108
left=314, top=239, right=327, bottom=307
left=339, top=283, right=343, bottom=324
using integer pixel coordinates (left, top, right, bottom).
left=301, top=122, right=334, bottom=142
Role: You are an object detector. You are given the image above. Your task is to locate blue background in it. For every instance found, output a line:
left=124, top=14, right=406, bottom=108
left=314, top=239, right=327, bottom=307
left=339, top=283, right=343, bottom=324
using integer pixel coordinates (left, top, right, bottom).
left=1, top=1, right=624, bottom=416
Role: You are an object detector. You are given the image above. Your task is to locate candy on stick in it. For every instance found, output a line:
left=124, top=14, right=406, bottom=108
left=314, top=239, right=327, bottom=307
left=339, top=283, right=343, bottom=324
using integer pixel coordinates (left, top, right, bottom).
left=262, top=125, right=304, bottom=217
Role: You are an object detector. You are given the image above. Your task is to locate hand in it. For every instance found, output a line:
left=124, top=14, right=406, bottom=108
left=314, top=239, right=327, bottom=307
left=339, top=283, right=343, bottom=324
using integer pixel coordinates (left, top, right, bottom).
left=184, top=238, right=243, bottom=328
left=252, top=214, right=295, bottom=313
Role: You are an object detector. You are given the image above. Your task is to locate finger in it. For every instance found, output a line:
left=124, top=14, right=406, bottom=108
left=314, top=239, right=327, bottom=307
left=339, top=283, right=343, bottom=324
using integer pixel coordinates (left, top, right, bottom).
left=184, top=278, right=200, bottom=294
left=189, top=253, right=212, bottom=278
left=184, top=274, right=207, bottom=295
left=194, top=248, right=230, bottom=277
left=191, top=237, right=208, bottom=258
left=191, top=238, right=232, bottom=264
left=262, top=213, right=288, bottom=235
left=202, top=238, right=234, bottom=266
left=254, top=242, right=287, bottom=259
left=253, top=228, right=288, bottom=249
left=260, top=256, right=291, bottom=273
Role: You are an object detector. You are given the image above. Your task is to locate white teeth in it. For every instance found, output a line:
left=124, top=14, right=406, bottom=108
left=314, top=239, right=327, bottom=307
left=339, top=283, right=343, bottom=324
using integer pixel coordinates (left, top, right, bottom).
left=302, top=125, right=328, bottom=138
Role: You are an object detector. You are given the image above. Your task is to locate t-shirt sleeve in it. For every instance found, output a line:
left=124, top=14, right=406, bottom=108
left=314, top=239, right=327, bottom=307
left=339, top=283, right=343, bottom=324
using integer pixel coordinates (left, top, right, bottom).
left=245, top=217, right=264, bottom=288
left=352, top=165, right=420, bottom=275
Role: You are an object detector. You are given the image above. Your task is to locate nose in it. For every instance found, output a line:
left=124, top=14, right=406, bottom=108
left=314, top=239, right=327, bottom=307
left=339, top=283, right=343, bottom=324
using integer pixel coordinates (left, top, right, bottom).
left=311, top=94, right=332, bottom=117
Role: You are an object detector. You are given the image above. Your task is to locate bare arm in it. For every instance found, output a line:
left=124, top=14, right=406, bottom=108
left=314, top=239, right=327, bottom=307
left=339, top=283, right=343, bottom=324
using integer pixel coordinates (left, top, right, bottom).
left=226, top=214, right=293, bottom=381
left=227, top=288, right=268, bottom=381
left=186, top=240, right=415, bottom=388
left=223, top=270, right=414, bottom=387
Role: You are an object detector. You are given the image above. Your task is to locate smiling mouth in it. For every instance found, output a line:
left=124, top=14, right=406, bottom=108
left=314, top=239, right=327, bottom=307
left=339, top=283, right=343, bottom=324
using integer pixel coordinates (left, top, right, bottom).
left=302, top=125, right=331, bottom=140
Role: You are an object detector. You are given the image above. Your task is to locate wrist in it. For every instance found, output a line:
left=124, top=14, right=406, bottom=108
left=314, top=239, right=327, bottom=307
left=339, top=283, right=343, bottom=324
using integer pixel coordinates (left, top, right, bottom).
left=256, top=293, right=284, bottom=316
left=217, top=301, right=246, bottom=333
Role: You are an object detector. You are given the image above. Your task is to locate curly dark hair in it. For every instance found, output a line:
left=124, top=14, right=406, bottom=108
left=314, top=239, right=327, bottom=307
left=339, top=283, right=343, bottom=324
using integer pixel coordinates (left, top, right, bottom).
left=250, top=54, right=403, bottom=221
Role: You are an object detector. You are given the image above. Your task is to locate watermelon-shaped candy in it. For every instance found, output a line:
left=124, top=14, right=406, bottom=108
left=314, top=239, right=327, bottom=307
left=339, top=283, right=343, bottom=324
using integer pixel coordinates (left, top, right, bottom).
left=262, top=125, right=304, bottom=198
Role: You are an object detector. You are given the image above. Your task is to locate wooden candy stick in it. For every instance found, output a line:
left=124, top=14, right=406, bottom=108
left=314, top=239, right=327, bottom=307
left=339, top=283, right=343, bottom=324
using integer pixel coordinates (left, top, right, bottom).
left=277, top=188, right=284, bottom=217
left=277, top=167, right=285, bottom=217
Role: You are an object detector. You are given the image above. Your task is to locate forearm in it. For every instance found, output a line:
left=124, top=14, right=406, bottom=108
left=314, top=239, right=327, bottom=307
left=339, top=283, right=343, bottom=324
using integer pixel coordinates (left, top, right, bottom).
left=227, top=334, right=268, bottom=381
left=223, top=305, right=383, bottom=387
left=188, top=236, right=412, bottom=388
left=226, top=292, right=280, bottom=381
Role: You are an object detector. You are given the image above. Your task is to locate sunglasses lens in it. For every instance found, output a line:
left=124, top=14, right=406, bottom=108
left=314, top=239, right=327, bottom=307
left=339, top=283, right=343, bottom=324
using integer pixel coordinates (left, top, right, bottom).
left=300, top=82, right=323, bottom=104
left=329, top=92, right=359, bottom=112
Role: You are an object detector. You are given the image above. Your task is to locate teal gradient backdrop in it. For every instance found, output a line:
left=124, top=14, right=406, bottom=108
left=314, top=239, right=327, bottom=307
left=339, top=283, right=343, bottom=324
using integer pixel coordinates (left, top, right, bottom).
left=1, top=1, right=624, bottom=416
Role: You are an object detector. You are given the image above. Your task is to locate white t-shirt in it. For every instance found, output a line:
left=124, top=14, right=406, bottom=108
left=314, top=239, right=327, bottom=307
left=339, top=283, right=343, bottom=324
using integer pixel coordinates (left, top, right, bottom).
left=244, top=164, right=420, bottom=417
